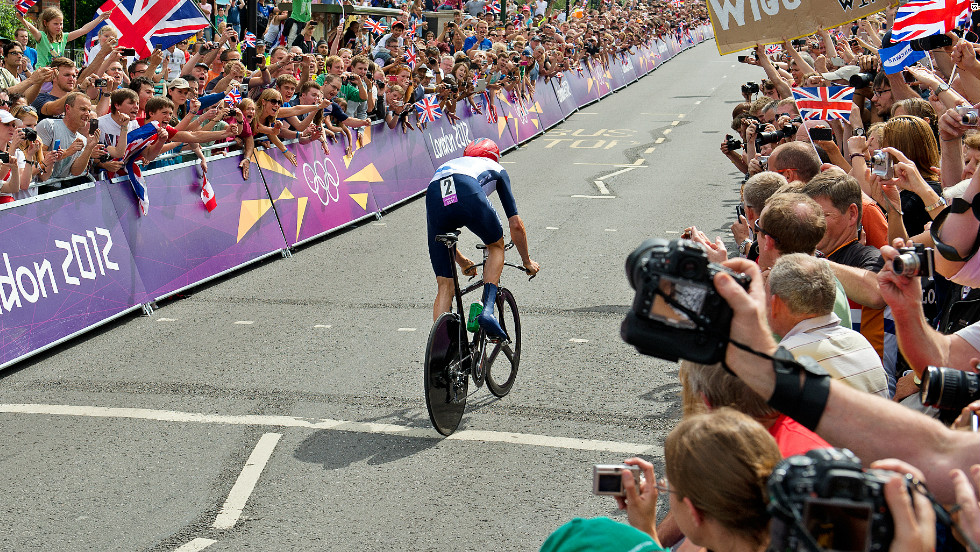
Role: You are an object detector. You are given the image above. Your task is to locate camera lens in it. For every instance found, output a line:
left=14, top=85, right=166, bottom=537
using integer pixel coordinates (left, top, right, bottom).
left=963, top=111, right=979, bottom=126
left=891, top=253, right=920, bottom=277
left=920, top=365, right=980, bottom=410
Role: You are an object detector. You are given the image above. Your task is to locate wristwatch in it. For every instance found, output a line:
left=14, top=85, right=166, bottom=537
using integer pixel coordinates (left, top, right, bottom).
left=935, top=82, right=950, bottom=94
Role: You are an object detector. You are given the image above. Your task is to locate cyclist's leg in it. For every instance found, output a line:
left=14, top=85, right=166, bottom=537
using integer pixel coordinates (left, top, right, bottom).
left=462, top=195, right=508, bottom=339
left=433, top=276, right=455, bottom=321
left=426, top=189, right=459, bottom=321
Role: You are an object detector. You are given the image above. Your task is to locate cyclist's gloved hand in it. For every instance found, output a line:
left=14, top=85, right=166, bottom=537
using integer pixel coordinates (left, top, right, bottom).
left=524, top=259, right=541, bottom=276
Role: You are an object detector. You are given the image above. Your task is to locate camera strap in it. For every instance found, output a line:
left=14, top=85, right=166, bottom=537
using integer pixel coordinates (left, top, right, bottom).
left=765, top=347, right=831, bottom=432
left=930, top=198, right=980, bottom=262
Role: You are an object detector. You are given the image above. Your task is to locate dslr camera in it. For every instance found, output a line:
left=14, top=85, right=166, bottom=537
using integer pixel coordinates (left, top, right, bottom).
left=919, top=365, right=980, bottom=411
left=592, top=464, right=641, bottom=497
left=621, top=239, right=750, bottom=364
left=957, top=105, right=980, bottom=127
left=870, top=149, right=894, bottom=179
left=741, top=81, right=759, bottom=95
left=849, top=71, right=876, bottom=88
left=725, top=134, right=743, bottom=151
left=892, top=243, right=935, bottom=279
left=768, top=448, right=901, bottom=552
left=23, top=128, right=37, bottom=142
left=756, top=122, right=797, bottom=149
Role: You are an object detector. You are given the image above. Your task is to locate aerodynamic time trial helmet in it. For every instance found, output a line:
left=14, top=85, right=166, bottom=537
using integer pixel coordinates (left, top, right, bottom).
left=463, top=138, right=501, bottom=162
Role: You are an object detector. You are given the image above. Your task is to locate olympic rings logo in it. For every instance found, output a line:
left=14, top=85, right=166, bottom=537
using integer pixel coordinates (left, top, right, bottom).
left=302, top=159, right=341, bottom=207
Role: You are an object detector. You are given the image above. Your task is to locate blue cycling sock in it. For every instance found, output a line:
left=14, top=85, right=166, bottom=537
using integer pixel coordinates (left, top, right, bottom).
left=482, top=283, right=498, bottom=316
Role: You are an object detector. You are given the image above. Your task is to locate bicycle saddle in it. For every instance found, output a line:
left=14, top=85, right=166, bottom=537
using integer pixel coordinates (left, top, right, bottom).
left=435, top=231, right=461, bottom=246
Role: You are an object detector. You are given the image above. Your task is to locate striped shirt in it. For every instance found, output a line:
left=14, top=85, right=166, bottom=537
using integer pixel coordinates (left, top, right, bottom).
left=780, top=313, right=889, bottom=398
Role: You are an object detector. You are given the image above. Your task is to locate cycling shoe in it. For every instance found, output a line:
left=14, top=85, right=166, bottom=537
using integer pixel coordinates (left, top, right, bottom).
left=477, top=312, right=509, bottom=341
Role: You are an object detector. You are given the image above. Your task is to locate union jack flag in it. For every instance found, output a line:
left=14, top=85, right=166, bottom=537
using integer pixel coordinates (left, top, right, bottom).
left=414, top=94, right=443, bottom=122
left=792, top=86, right=855, bottom=122
left=407, top=20, right=419, bottom=37
left=85, top=0, right=211, bottom=61
left=243, top=31, right=256, bottom=48
left=891, top=0, right=971, bottom=41
left=511, top=94, right=527, bottom=119
left=200, top=173, right=217, bottom=212
left=15, top=0, right=36, bottom=15
left=482, top=91, right=497, bottom=123
left=765, top=44, right=781, bottom=55
left=364, top=17, right=387, bottom=35
left=404, top=45, right=417, bottom=68
left=226, top=88, right=241, bottom=104
left=121, top=121, right=166, bottom=216
left=486, top=0, right=501, bottom=14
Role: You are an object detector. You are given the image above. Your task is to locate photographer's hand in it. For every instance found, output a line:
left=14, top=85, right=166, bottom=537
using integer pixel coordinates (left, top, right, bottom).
left=868, top=460, right=935, bottom=552
left=616, top=457, right=660, bottom=542
left=949, top=465, right=980, bottom=548
left=877, top=240, right=925, bottom=319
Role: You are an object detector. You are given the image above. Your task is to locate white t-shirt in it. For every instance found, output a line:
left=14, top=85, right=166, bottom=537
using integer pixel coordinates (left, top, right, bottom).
left=534, top=0, right=547, bottom=15
left=97, top=114, right=140, bottom=154
left=1, top=149, right=29, bottom=201
left=163, top=48, right=189, bottom=78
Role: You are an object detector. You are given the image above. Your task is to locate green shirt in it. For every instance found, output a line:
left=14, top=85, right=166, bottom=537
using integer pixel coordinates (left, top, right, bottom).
left=339, top=83, right=363, bottom=102
left=291, top=0, right=312, bottom=22
left=36, top=33, right=68, bottom=69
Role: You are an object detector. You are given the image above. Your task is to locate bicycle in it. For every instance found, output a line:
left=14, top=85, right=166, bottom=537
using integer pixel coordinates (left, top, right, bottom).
left=424, top=231, right=534, bottom=436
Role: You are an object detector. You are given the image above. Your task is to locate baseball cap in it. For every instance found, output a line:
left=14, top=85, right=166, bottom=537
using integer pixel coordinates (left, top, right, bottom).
left=0, top=110, right=17, bottom=124
left=392, top=21, right=406, bottom=29
left=195, top=62, right=210, bottom=70
left=540, top=518, right=663, bottom=552
left=820, top=65, right=860, bottom=82
left=168, top=77, right=191, bottom=90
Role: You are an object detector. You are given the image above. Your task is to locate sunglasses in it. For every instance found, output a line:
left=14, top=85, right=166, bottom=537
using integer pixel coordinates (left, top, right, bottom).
left=268, top=99, right=283, bottom=105
left=754, top=219, right=779, bottom=243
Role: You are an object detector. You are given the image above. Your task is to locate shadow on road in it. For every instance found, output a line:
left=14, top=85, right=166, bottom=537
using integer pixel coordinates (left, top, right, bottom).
left=294, top=429, right=443, bottom=469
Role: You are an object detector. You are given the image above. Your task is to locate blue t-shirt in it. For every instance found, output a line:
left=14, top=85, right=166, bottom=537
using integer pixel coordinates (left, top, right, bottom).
left=24, top=46, right=38, bottom=68
left=463, top=36, right=492, bottom=51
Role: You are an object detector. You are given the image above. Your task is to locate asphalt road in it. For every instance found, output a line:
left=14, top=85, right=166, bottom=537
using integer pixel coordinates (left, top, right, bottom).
left=0, top=42, right=763, bottom=551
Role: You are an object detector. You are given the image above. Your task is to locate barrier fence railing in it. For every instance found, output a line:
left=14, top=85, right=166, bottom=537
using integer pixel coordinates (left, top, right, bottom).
left=0, top=29, right=713, bottom=369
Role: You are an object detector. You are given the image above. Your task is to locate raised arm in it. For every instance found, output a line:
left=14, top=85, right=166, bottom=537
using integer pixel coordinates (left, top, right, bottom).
left=67, top=11, right=112, bottom=43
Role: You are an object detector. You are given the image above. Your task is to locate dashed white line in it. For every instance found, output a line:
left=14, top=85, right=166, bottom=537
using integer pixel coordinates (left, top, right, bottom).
left=156, top=318, right=177, bottom=322
left=663, top=128, right=672, bottom=135
left=571, top=195, right=617, bottom=199
left=173, top=538, right=217, bottom=552
left=569, top=338, right=589, bottom=343
left=234, top=321, right=254, bottom=325
left=372, top=222, right=387, bottom=226
left=604, top=228, right=618, bottom=232
left=0, top=403, right=656, bottom=454
left=695, top=100, right=702, bottom=105
left=397, top=328, right=417, bottom=332
left=313, top=324, right=332, bottom=328
left=644, top=147, right=656, bottom=154
left=546, top=226, right=560, bottom=230
left=500, top=161, right=517, bottom=164
left=665, top=230, right=680, bottom=234
left=671, top=121, right=679, bottom=126
left=678, top=114, right=686, bottom=118
left=213, top=433, right=282, bottom=530
left=655, top=137, right=665, bottom=144
left=572, top=163, right=648, bottom=167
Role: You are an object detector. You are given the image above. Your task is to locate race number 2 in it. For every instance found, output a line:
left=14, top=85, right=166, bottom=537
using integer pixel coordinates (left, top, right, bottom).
left=440, top=177, right=458, bottom=206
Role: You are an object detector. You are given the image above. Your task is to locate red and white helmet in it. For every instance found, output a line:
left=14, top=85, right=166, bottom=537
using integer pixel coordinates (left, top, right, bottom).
left=463, top=138, right=501, bottom=162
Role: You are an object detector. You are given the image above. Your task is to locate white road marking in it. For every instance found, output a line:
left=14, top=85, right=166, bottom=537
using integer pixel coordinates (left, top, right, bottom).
left=695, top=100, right=702, bottom=105
left=0, top=403, right=656, bottom=454
left=571, top=195, right=617, bottom=199
left=546, top=226, right=559, bottom=230
left=605, top=228, right=618, bottom=232
left=313, top=324, right=332, bottom=328
left=156, top=318, right=177, bottom=322
left=678, top=114, right=686, bottom=118
left=234, top=321, right=254, bottom=325
left=572, top=163, right=648, bottom=167
left=596, top=167, right=636, bottom=180
left=655, top=137, right=665, bottom=144
left=577, top=112, right=598, bottom=115
left=173, top=538, right=217, bottom=552
left=372, top=222, right=387, bottom=226
left=665, top=230, right=680, bottom=234
left=500, top=161, right=517, bottom=164
left=644, top=147, right=656, bottom=154
left=569, top=338, right=589, bottom=343
left=663, top=128, right=672, bottom=135
left=671, top=121, right=679, bottom=126
left=213, top=433, right=282, bottom=530
left=593, top=180, right=611, bottom=195
left=397, top=328, right=417, bottom=332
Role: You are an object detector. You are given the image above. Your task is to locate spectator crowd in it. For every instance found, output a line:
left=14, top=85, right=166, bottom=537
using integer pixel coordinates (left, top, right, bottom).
left=0, top=0, right=706, bottom=204
left=542, top=6, right=980, bottom=552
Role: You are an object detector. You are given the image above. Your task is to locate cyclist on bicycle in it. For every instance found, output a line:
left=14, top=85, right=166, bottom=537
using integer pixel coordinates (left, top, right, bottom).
left=426, top=138, right=540, bottom=340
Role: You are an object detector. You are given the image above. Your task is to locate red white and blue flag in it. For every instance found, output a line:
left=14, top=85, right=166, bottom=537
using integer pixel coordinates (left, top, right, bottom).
left=120, top=121, right=166, bottom=216
left=226, top=88, right=241, bottom=104
left=243, top=31, right=256, bottom=48
left=414, top=95, right=443, bottom=122
left=765, top=44, right=781, bottom=55
left=792, top=86, right=855, bottom=122
left=482, top=91, right=497, bottom=123
left=404, top=45, right=418, bottom=68
left=200, top=173, right=217, bottom=212
left=16, top=0, right=37, bottom=15
left=85, top=0, right=211, bottom=61
left=486, top=0, right=501, bottom=14
left=891, top=0, right=971, bottom=41
left=364, top=18, right=387, bottom=35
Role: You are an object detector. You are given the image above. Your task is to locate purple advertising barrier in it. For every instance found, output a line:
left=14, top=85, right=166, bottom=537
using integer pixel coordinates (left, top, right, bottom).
left=497, top=91, right=543, bottom=146
left=105, top=153, right=288, bottom=301
left=255, top=135, right=383, bottom=246
left=630, top=45, right=653, bottom=78
left=551, top=74, right=578, bottom=119
left=606, top=54, right=636, bottom=90
left=531, top=77, right=566, bottom=130
left=587, top=59, right=613, bottom=98
left=450, top=94, right=518, bottom=154
left=0, top=183, right=147, bottom=368
left=368, top=121, right=440, bottom=210
left=566, top=63, right=600, bottom=109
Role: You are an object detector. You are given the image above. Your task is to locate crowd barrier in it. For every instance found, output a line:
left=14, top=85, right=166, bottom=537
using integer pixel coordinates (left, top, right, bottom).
left=0, top=26, right=713, bottom=369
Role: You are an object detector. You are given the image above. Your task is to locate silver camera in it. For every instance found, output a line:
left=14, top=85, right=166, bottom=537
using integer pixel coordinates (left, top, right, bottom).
left=758, top=155, right=769, bottom=170
left=870, top=150, right=894, bottom=179
left=892, top=243, right=935, bottom=279
left=592, top=464, right=642, bottom=497
left=957, top=105, right=980, bottom=127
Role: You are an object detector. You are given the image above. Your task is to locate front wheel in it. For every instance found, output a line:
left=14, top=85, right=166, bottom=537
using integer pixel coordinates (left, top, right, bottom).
left=485, top=288, right=521, bottom=397
left=424, top=312, right=468, bottom=436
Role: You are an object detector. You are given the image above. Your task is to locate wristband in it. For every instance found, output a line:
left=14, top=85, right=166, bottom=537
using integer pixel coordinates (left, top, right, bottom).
left=766, top=346, right=831, bottom=431
left=849, top=153, right=865, bottom=160
left=925, top=196, right=948, bottom=213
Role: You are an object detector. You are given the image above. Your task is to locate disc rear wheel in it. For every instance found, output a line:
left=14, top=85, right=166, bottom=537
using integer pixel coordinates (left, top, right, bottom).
left=485, top=288, right=521, bottom=397
left=424, top=313, right=468, bottom=436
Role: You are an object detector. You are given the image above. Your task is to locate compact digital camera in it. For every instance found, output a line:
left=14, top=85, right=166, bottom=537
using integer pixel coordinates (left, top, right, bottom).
left=957, top=105, right=980, bottom=127
left=892, top=243, right=935, bottom=279
left=621, top=239, right=750, bottom=364
left=768, top=448, right=901, bottom=552
left=592, top=464, right=641, bottom=497
left=870, top=150, right=894, bottom=179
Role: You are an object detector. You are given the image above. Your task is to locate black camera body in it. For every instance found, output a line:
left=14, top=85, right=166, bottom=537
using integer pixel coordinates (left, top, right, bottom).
left=756, top=123, right=797, bottom=149
left=893, top=243, right=935, bottom=279
left=725, top=134, right=743, bottom=151
left=768, top=448, right=899, bottom=552
left=621, top=239, right=749, bottom=364
left=742, top=81, right=759, bottom=94
left=23, top=128, right=37, bottom=142
left=849, top=71, right=876, bottom=88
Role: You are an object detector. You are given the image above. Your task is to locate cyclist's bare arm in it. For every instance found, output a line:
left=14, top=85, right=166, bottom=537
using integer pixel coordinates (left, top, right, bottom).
left=508, top=215, right=540, bottom=276
left=455, top=248, right=477, bottom=277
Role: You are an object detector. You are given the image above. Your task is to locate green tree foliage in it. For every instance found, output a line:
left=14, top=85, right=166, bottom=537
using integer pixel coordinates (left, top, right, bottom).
left=0, top=2, right=21, bottom=41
